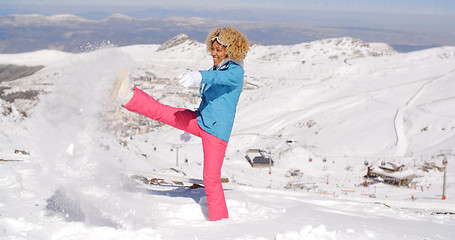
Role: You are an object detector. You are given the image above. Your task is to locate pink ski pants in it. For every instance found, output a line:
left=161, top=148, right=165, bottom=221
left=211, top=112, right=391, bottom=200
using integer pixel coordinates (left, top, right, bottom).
left=123, top=87, right=229, bottom=221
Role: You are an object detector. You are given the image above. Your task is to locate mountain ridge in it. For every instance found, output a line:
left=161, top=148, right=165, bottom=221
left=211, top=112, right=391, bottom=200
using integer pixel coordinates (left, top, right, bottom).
left=1, top=13, right=450, bottom=53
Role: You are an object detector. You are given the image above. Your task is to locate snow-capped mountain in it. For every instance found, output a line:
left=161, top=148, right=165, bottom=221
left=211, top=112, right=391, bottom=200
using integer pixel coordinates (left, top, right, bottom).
left=0, top=36, right=454, bottom=239
left=0, top=14, right=93, bottom=27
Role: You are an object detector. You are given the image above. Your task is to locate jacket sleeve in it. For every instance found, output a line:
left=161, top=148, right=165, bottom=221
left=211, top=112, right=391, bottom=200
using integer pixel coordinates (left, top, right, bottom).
left=200, top=64, right=244, bottom=86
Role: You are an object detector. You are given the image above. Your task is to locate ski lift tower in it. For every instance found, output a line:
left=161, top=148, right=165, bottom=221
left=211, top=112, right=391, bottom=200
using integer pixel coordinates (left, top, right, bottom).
left=441, top=149, right=451, bottom=200
left=442, top=155, right=448, bottom=200
left=170, top=144, right=182, bottom=167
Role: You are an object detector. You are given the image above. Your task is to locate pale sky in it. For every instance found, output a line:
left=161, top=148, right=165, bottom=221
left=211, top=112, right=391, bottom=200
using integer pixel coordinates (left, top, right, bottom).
left=1, top=0, right=454, bottom=50
left=1, top=0, right=455, bottom=15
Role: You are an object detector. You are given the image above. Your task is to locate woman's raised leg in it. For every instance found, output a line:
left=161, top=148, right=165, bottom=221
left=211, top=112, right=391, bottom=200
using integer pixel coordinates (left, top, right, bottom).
left=123, top=87, right=201, bottom=136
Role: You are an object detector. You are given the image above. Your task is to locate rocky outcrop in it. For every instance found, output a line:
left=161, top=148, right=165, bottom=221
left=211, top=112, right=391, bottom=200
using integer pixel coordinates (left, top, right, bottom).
left=157, top=34, right=190, bottom=51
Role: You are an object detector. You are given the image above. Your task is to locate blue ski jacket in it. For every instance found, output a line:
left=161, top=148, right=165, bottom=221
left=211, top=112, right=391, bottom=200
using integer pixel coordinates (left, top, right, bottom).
left=197, top=61, right=244, bottom=142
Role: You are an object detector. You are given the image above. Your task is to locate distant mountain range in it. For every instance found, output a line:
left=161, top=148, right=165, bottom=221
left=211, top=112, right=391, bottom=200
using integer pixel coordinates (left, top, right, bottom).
left=0, top=13, right=447, bottom=53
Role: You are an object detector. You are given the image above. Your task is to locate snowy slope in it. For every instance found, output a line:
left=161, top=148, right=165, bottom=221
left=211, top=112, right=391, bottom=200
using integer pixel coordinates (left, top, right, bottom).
left=1, top=36, right=455, bottom=239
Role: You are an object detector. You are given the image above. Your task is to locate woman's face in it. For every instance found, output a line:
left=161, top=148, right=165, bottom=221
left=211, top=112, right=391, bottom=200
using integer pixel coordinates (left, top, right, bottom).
left=211, top=40, right=227, bottom=66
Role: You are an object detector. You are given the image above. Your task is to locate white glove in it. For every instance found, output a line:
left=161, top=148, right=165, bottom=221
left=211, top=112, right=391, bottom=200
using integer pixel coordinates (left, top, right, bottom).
left=178, top=71, right=202, bottom=88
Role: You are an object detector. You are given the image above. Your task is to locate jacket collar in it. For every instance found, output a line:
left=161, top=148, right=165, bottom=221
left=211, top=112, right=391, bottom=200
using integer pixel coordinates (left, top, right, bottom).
left=212, top=58, right=244, bottom=70
left=213, top=58, right=230, bottom=70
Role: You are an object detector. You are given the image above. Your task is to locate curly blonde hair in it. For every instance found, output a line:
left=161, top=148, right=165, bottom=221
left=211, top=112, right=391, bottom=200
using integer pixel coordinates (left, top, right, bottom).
left=206, top=27, right=250, bottom=62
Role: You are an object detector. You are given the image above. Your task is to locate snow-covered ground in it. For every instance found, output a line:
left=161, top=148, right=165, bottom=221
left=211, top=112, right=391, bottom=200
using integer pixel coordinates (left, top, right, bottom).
left=1, top=35, right=454, bottom=239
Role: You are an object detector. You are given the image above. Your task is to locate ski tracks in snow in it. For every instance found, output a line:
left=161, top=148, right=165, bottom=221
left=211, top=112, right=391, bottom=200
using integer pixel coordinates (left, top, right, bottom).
left=235, top=93, right=364, bottom=135
left=393, top=67, right=455, bottom=156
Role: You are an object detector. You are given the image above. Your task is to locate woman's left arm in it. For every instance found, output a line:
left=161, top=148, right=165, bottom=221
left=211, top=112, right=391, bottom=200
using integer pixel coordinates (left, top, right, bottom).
left=200, top=65, right=244, bottom=86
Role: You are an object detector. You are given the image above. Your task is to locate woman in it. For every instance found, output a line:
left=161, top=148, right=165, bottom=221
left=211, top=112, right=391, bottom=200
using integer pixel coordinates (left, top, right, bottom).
left=113, top=27, right=249, bottom=221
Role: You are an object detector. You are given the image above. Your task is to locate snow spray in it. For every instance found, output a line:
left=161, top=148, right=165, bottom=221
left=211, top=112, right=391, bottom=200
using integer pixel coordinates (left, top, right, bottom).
left=29, top=47, right=155, bottom=228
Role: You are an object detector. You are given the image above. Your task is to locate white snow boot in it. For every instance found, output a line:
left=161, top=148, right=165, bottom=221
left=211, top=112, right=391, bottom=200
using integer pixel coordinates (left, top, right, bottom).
left=111, top=68, right=134, bottom=105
